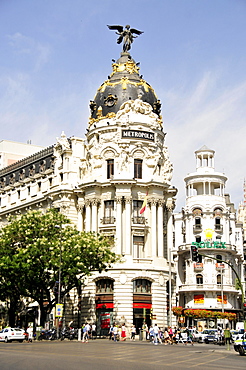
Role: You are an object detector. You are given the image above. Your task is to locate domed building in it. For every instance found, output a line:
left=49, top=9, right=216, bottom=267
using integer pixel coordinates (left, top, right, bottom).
left=0, top=31, right=177, bottom=332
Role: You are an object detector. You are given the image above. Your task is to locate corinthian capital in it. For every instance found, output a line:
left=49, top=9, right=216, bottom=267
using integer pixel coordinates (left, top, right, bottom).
left=166, top=197, right=175, bottom=212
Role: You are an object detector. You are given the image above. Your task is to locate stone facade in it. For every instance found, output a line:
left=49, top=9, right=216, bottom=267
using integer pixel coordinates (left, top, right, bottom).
left=0, top=52, right=177, bottom=332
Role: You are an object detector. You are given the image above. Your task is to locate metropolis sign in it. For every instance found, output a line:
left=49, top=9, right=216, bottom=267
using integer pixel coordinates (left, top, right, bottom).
left=122, top=130, right=154, bottom=141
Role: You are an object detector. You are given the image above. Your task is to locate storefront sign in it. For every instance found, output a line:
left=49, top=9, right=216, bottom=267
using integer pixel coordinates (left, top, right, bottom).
left=192, top=241, right=226, bottom=249
left=122, top=130, right=154, bottom=141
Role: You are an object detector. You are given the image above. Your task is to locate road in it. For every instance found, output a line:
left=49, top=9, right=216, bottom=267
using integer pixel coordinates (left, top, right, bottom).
left=0, top=339, right=245, bottom=370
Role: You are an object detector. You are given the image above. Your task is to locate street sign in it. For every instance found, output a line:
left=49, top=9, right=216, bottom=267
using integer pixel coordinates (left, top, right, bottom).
left=56, top=304, right=63, bottom=317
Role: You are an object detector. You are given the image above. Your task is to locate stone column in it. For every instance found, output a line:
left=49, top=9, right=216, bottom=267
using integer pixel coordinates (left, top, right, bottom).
left=77, top=200, right=84, bottom=232
left=85, top=199, right=91, bottom=232
left=91, top=198, right=99, bottom=232
left=150, top=198, right=157, bottom=257
left=115, top=196, right=122, bottom=255
left=157, top=199, right=164, bottom=257
left=125, top=196, right=132, bottom=255
left=166, top=197, right=175, bottom=261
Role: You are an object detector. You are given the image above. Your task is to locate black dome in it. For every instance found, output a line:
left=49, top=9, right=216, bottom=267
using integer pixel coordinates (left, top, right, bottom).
left=89, top=52, right=161, bottom=122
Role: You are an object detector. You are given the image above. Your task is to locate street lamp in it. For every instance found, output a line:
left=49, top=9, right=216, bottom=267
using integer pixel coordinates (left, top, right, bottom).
left=54, top=224, right=70, bottom=338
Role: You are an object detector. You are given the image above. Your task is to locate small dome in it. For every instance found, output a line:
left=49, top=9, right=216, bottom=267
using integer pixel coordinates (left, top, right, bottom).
left=89, top=52, right=161, bottom=122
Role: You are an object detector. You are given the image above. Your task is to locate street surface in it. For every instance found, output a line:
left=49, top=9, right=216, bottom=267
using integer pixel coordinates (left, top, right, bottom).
left=0, top=339, right=245, bottom=370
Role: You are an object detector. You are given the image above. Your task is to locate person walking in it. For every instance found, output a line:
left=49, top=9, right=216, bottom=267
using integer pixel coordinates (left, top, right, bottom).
left=224, top=326, right=231, bottom=350
left=113, top=324, right=118, bottom=342
left=130, top=325, right=136, bottom=341
left=26, top=326, right=33, bottom=343
left=121, top=323, right=126, bottom=341
left=109, top=325, right=114, bottom=340
left=153, top=324, right=159, bottom=345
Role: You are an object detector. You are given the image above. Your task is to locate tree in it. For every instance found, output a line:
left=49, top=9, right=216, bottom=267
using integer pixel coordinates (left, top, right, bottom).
left=0, top=209, right=120, bottom=326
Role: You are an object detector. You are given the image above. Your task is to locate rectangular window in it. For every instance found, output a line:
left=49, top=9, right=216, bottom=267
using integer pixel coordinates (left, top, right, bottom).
left=103, top=200, right=114, bottom=224
left=132, top=200, right=145, bottom=224
left=134, top=159, right=142, bottom=179
left=133, top=236, right=145, bottom=259
left=107, top=159, right=114, bottom=179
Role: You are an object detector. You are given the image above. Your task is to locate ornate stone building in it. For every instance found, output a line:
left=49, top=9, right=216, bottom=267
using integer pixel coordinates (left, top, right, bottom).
left=174, top=146, right=244, bottom=328
left=0, top=48, right=177, bottom=332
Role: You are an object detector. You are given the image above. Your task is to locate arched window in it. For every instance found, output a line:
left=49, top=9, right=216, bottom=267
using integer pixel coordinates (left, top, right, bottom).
left=196, top=274, right=203, bottom=285
left=96, top=279, right=114, bottom=293
left=133, top=279, right=151, bottom=293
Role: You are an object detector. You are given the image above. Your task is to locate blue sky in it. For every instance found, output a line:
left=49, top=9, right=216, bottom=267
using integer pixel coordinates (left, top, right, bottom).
left=0, top=0, right=246, bottom=210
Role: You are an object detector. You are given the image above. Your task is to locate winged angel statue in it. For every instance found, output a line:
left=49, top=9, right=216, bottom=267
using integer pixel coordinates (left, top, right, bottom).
left=107, top=24, right=143, bottom=52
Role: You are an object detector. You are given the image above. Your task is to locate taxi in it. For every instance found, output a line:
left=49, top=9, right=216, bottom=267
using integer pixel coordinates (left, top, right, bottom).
left=234, top=332, right=246, bottom=356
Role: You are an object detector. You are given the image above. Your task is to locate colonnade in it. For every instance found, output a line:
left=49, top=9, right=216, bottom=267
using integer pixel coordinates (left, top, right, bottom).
left=76, top=195, right=174, bottom=260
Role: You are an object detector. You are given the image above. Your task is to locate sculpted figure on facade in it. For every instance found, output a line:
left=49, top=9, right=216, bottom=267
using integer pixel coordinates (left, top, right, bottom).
left=118, top=150, right=129, bottom=172
left=116, top=98, right=158, bottom=123
left=55, top=131, right=71, bottom=151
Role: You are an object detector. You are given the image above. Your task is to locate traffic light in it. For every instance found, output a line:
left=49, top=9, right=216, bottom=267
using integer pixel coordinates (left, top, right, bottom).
left=191, top=245, right=199, bottom=262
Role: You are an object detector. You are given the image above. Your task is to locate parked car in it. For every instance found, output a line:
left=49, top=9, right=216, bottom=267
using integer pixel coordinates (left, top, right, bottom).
left=195, top=329, right=218, bottom=343
left=234, top=332, right=246, bottom=356
left=0, top=328, right=25, bottom=343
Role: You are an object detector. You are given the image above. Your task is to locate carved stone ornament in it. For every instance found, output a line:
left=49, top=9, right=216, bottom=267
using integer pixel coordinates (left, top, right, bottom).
left=166, top=198, right=175, bottom=211
left=55, top=131, right=71, bottom=151
left=116, top=98, right=158, bottom=120
left=119, top=272, right=127, bottom=285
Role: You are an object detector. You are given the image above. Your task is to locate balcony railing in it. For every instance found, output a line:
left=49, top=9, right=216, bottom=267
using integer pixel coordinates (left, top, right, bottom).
left=193, top=224, right=202, bottom=232
left=216, top=263, right=225, bottom=269
left=132, top=216, right=145, bottom=224
left=178, top=283, right=238, bottom=292
left=101, top=216, right=116, bottom=225
left=215, top=224, right=223, bottom=232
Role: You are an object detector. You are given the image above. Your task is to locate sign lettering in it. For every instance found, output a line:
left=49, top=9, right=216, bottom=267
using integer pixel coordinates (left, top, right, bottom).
left=122, top=130, right=154, bottom=141
left=192, top=241, right=226, bottom=249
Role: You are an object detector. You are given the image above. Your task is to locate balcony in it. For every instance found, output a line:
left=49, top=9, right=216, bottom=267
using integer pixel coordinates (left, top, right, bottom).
left=216, top=263, right=225, bottom=270
left=132, top=216, right=145, bottom=224
left=193, top=224, right=202, bottom=233
left=215, top=224, right=223, bottom=233
left=101, top=216, right=116, bottom=225
left=194, top=263, right=204, bottom=271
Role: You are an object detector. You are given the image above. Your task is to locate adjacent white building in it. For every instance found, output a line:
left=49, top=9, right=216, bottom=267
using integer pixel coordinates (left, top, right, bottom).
left=174, top=145, right=244, bottom=328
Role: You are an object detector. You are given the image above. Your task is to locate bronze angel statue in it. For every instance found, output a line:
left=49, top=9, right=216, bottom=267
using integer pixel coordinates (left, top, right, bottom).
left=107, top=25, right=143, bottom=52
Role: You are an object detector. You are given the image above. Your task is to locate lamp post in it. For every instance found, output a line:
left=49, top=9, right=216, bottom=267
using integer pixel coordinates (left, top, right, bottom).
left=54, top=224, right=70, bottom=338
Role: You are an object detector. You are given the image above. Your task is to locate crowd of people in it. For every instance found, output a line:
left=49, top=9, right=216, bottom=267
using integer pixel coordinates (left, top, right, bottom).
left=107, top=323, right=195, bottom=345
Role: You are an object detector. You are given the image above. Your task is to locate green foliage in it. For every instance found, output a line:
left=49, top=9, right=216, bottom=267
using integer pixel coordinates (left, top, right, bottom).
left=0, top=209, right=120, bottom=323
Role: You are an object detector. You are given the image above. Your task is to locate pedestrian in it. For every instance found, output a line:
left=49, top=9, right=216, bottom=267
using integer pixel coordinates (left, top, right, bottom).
left=113, top=324, right=118, bottom=342
left=176, top=327, right=184, bottom=344
left=91, top=323, right=96, bottom=339
left=164, top=327, right=170, bottom=344
left=121, top=323, right=126, bottom=341
left=168, top=326, right=173, bottom=344
left=153, top=324, right=159, bottom=345
left=148, top=325, right=154, bottom=342
left=185, top=327, right=194, bottom=345
left=109, top=325, right=114, bottom=340
left=224, top=326, right=231, bottom=350
left=82, top=323, right=89, bottom=343
left=26, top=326, right=33, bottom=343
left=130, top=325, right=136, bottom=341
